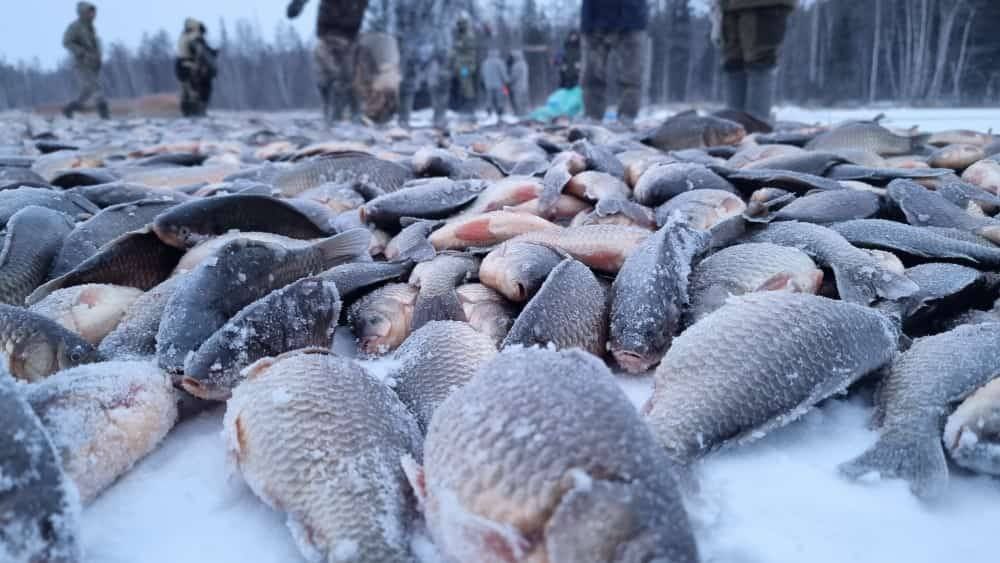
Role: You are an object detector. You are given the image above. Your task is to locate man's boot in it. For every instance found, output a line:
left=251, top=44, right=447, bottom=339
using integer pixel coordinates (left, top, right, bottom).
left=62, top=101, right=81, bottom=119
left=723, top=69, right=747, bottom=112
left=96, top=100, right=111, bottom=120
left=745, top=66, right=776, bottom=123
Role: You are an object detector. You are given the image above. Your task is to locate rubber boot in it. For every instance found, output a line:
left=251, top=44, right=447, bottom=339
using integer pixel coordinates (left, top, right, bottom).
left=96, top=100, right=111, bottom=120
left=398, top=91, right=413, bottom=128
left=62, top=101, right=80, bottom=119
left=745, top=66, right=775, bottom=123
left=723, top=69, right=747, bottom=113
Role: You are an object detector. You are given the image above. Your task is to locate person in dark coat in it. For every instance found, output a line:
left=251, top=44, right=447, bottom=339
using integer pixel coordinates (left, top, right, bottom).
left=287, top=0, right=369, bottom=124
left=580, top=0, right=648, bottom=125
left=62, top=2, right=109, bottom=119
left=715, top=0, right=797, bottom=122
left=175, top=18, right=218, bottom=117
left=556, top=32, right=582, bottom=89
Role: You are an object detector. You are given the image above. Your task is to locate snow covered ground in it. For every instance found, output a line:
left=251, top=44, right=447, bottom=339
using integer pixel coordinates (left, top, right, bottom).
left=81, top=107, right=1000, bottom=563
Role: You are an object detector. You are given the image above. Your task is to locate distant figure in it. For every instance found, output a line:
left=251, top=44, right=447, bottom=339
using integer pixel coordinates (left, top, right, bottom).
left=715, top=0, right=797, bottom=122
left=62, top=2, right=109, bottom=119
left=580, top=0, right=648, bottom=125
left=175, top=19, right=218, bottom=118
left=451, top=16, right=479, bottom=115
left=508, top=50, right=530, bottom=116
left=394, top=1, right=460, bottom=129
left=353, top=32, right=401, bottom=124
left=481, top=49, right=509, bottom=118
left=557, top=32, right=582, bottom=89
left=287, top=0, right=369, bottom=124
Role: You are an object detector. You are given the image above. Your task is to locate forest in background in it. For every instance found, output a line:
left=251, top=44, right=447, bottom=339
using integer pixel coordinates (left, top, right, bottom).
left=2, top=0, right=999, bottom=112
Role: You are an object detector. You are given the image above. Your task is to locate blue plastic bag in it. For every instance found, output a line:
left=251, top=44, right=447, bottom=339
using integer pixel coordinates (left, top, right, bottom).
left=528, top=86, right=583, bottom=121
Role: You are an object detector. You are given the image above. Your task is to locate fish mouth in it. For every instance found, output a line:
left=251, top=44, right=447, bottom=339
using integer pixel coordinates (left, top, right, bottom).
left=358, top=335, right=389, bottom=356
left=180, top=376, right=229, bottom=401
left=612, top=350, right=656, bottom=375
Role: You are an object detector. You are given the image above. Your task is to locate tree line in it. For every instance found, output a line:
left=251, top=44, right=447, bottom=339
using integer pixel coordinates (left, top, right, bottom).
left=2, top=0, right=999, bottom=112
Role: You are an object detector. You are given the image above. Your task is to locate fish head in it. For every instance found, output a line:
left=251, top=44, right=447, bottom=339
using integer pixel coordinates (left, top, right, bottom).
left=479, top=242, right=562, bottom=302
left=704, top=118, right=746, bottom=147
left=350, top=288, right=414, bottom=356
left=56, top=338, right=101, bottom=372
left=152, top=217, right=199, bottom=248
left=180, top=375, right=231, bottom=402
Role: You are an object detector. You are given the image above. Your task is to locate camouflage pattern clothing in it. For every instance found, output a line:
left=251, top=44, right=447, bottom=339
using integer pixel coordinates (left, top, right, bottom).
left=721, top=3, right=795, bottom=70
left=451, top=20, right=479, bottom=113
left=287, top=0, right=370, bottom=124
left=62, top=2, right=108, bottom=119
left=557, top=32, right=582, bottom=89
left=392, top=0, right=460, bottom=128
left=353, top=32, right=401, bottom=124
left=582, top=31, right=646, bottom=122
left=175, top=18, right=217, bottom=117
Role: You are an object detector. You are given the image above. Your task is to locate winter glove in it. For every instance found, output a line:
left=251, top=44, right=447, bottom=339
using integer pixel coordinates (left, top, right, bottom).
left=287, top=0, right=307, bottom=19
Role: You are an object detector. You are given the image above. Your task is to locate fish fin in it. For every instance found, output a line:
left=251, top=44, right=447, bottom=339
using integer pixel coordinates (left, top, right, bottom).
left=975, top=225, right=1000, bottom=245
left=401, top=454, right=426, bottom=510
left=838, top=430, right=949, bottom=501
left=317, top=228, right=372, bottom=266
left=755, top=272, right=795, bottom=292
left=832, top=264, right=919, bottom=305
left=399, top=239, right=438, bottom=264
left=539, top=166, right=573, bottom=219
left=26, top=277, right=63, bottom=306
left=411, top=289, right=467, bottom=330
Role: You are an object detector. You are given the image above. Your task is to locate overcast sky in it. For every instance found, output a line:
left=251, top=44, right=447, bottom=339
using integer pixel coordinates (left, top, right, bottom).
left=0, top=1, right=316, bottom=69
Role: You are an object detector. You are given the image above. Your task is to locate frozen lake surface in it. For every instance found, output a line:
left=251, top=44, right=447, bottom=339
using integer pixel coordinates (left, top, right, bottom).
left=81, top=107, right=1000, bottom=563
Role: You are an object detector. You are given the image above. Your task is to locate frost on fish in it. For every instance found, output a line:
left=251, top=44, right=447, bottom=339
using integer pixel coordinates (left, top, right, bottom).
left=0, top=373, right=81, bottom=563
left=609, top=216, right=710, bottom=373
left=413, top=346, right=699, bottom=563
left=26, top=361, right=178, bottom=504
left=29, top=284, right=144, bottom=345
left=944, top=377, right=1000, bottom=477
left=223, top=350, right=421, bottom=563
left=645, top=292, right=900, bottom=467
left=841, top=323, right=1000, bottom=499
left=750, top=221, right=919, bottom=304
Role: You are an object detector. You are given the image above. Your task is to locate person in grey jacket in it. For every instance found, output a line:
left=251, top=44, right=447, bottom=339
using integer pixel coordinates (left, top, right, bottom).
left=481, top=49, right=509, bottom=118
left=62, top=2, right=109, bottom=119
left=508, top=50, right=529, bottom=116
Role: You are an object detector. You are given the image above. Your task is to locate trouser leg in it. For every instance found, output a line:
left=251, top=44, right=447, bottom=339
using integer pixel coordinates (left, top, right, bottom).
left=581, top=33, right=610, bottom=121
left=616, top=31, right=646, bottom=121
left=724, top=69, right=747, bottom=111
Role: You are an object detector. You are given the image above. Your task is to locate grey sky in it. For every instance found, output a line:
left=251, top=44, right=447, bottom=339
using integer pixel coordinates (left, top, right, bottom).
left=0, top=1, right=316, bottom=69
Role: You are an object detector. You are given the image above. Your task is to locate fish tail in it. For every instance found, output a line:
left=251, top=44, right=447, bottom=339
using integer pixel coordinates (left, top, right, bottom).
left=838, top=429, right=948, bottom=501
left=833, top=264, right=919, bottom=305
left=318, top=228, right=372, bottom=266
left=412, top=289, right=467, bottom=331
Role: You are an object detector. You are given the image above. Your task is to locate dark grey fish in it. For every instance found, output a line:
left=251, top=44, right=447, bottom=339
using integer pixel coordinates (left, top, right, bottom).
left=610, top=221, right=709, bottom=373
left=348, top=283, right=418, bottom=356
left=887, top=179, right=1000, bottom=243
left=181, top=277, right=341, bottom=401
left=720, top=168, right=844, bottom=195
left=501, top=258, right=608, bottom=357
left=755, top=130, right=818, bottom=146
left=0, top=186, right=99, bottom=227
left=742, top=151, right=845, bottom=176
left=389, top=320, right=497, bottom=432
left=875, top=263, right=997, bottom=337
left=408, top=253, right=479, bottom=330
left=318, top=260, right=413, bottom=301
left=69, top=182, right=192, bottom=207
left=743, top=187, right=796, bottom=222
left=133, top=152, right=208, bottom=167
left=640, top=113, right=746, bottom=151
left=361, top=179, right=486, bottom=226
left=384, top=220, right=442, bottom=262
left=0, top=304, right=100, bottom=381
left=29, top=228, right=184, bottom=305
left=156, top=229, right=369, bottom=374
left=712, top=108, right=773, bottom=134
left=806, top=121, right=918, bottom=156
left=50, top=168, right=120, bottom=188
left=572, top=139, right=626, bottom=179
left=152, top=194, right=332, bottom=248
left=51, top=198, right=183, bottom=278
left=98, top=276, right=185, bottom=360
left=937, top=180, right=1000, bottom=209
left=411, top=147, right=468, bottom=178
left=831, top=219, right=1000, bottom=268
left=0, top=206, right=74, bottom=306
left=0, top=166, right=48, bottom=186
left=840, top=323, right=1000, bottom=500
left=538, top=151, right=587, bottom=219
left=645, top=292, right=900, bottom=468
left=770, top=190, right=882, bottom=224
left=587, top=198, right=658, bottom=230
left=634, top=162, right=736, bottom=207
left=749, top=221, right=919, bottom=304
left=0, top=373, right=81, bottom=562
left=479, top=241, right=565, bottom=302
left=827, top=164, right=954, bottom=185
left=273, top=151, right=414, bottom=197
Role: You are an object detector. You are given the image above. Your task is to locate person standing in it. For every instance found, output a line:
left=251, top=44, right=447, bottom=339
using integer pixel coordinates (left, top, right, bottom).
left=481, top=49, right=509, bottom=119
left=394, top=0, right=459, bottom=129
left=556, top=32, right=582, bottom=90
left=715, top=0, right=797, bottom=122
left=580, top=0, right=648, bottom=125
left=286, top=0, right=369, bottom=124
left=451, top=16, right=479, bottom=116
left=175, top=19, right=218, bottom=118
left=508, top=50, right=530, bottom=116
left=62, top=2, right=109, bottom=119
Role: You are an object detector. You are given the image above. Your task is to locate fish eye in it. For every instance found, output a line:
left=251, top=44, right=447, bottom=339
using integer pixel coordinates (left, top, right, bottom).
left=69, top=349, right=83, bottom=363
left=178, top=226, right=191, bottom=238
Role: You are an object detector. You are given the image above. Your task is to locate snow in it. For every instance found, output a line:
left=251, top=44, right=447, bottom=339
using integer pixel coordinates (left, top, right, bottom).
left=80, top=108, right=1000, bottom=563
